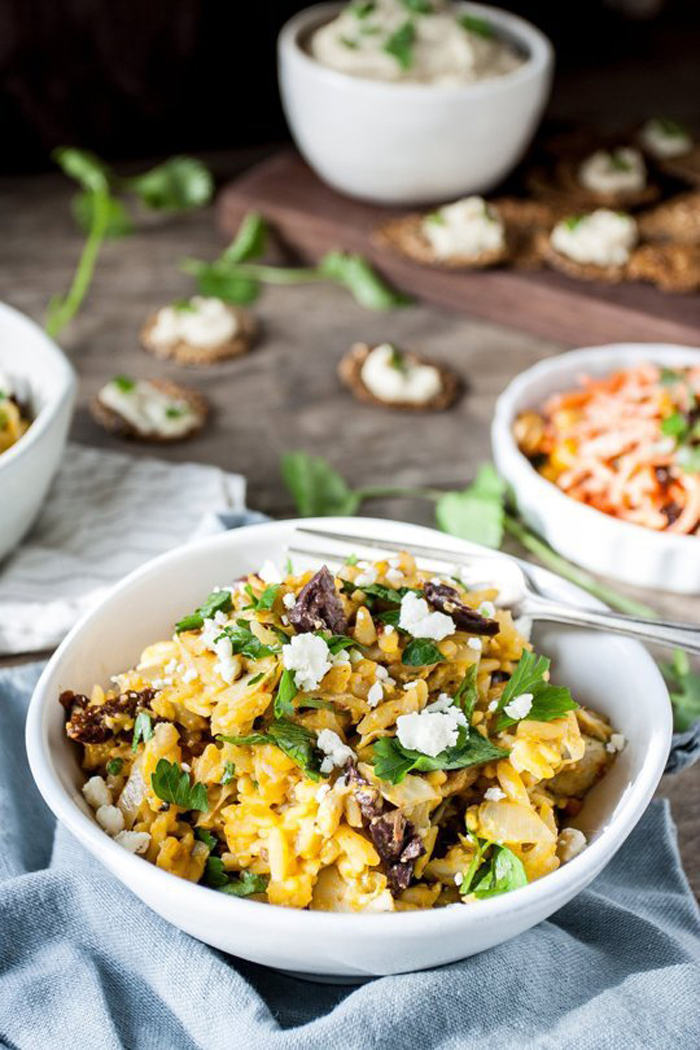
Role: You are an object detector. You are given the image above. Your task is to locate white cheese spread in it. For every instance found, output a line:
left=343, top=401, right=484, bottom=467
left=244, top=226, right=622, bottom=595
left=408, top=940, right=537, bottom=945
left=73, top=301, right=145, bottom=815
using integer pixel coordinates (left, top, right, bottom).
left=639, top=118, right=692, bottom=159
left=98, top=378, right=198, bottom=438
left=311, top=0, right=523, bottom=85
left=577, top=148, right=647, bottom=196
left=423, top=196, right=505, bottom=259
left=149, top=296, right=240, bottom=350
left=550, top=210, right=638, bottom=267
left=360, top=343, right=442, bottom=404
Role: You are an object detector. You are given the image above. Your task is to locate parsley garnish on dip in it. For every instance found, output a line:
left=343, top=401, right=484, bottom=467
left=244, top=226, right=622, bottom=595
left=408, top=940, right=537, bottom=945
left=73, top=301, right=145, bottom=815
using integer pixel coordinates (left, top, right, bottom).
left=550, top=210, right=638, bottom=268
left=310, top=0, right=523, bottom=84
left=95, top=377, right=203, bottom=440
left=422, top=197, right=505, bottom=260
left=577, top=148, right=647, bottom=196
left=639, top=117, right=693, bottom=160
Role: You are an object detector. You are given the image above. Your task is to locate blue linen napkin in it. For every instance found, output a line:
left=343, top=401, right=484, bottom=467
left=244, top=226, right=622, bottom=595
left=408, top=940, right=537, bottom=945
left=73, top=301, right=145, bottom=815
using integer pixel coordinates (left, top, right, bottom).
left=1, top=662, right=699, bottom=1050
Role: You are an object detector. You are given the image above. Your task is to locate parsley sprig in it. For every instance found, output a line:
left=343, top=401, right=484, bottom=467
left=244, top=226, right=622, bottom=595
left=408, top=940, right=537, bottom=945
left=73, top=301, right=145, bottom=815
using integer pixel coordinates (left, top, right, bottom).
left=460, top=837, right=528, bottom=898
left=495, top=650, right=578, bottom=730
left=218, top=718, right=323, bottom=781
left=175, top=588, right=232, bottom=633
left=373, top=726, right=508, bottom=785
left=151, top=758, right=209, bottom=811
left=204, top=857, right=268, bottom=897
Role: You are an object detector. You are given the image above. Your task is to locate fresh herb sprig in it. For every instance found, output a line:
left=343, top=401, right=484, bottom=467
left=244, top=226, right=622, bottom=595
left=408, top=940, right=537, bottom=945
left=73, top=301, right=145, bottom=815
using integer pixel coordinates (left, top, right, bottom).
left=204, top=856, right=268, bottom=897
left=47, top=148, right=213, bottom=339
left=182, top=212, right=409, bottom=312
left=461, top=838, right=528, bottom=898
left=495, top=650, right=578, bottom=730
left=373, top=727, right=508, bottom=784
left=280, top=451, right=695, bottom=730
left=151, top=758, right=209, bottom=811
left=218, top=718, right=323, bottom=781
left=175, top=588, right=233, bottom=633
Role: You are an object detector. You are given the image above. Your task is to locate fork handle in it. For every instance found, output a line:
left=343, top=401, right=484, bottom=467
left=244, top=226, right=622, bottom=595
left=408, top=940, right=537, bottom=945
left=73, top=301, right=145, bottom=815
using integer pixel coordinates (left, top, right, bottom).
left=522, top=593, right=700, bottom=655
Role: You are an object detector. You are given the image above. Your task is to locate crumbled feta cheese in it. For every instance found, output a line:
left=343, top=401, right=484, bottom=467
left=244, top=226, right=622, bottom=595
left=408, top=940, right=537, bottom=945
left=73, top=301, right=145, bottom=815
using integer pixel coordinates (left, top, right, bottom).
left=330, top=649, right=351, bottom=667
left=426, top=693, right=455, bottom=714
left=182, top=667, right=198, bottom=684
left=467, top=638, right=482, bottom=652
left=578, top=148, right=646, bottom=195
left=399, top=591, right=455, bottom=641
left=606, top=733, right=626, bottom=754
left=454, top=872, right=464, bottom=887
left=95, top=804, right=125, bottom=836
left=375, top=665, right=389, bottom=681
left=503, top=692, right=533, bottom=720
left=385, top=567, right=404, bottom=587
left=367, top=681, right=384, bottom=707
left=82, top=776, right=112, bottom=810
left=282, top=592, right=297, bottom=609
left=200, top=611, right=229, bottom=649
left=478, top=601, right=496, bottom=618
left=349, top=648, right=364, bottom=664
left=283, top=633, right=331, bottom=691
left=213, top=635, right=239, bottom=684
left=556, top=827, right=587, bottom=864
left=396, top=705, right=467, bottom=757
left=383, top=624, right=396, bottom=636
left=115, top=830, right=151, bottom=854
left=164, top=658, right=178, bottom=675
left=281, top=615, right=290, bottom=626
left=487, top=699, right=498, bottom=713
left=355, top=567, right=378, bottom=588
left=315, top=784, right=331, bottom=803
left=484, top=786, right=506, bottom=802
left=316, top=729, right=355, bottom=774
left=259, top=559, right=283, bottom=584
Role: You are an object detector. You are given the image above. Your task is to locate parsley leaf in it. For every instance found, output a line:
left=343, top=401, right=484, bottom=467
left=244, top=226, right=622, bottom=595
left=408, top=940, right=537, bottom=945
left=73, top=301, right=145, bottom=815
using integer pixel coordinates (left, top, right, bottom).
left=281, top=451, right=360, bottom=516
left=175, top=588, right=232, bottom=633
left=436, top=464, right=507, bottom=548
left=373, top=728, right=509, bottom=784
left=384, top=19, right=416, bottom=70
left=453, top=663, right=479, bottom=720
left=195, top=827, right=217, bottom=849
left=472, top=844, right=528, bottom=898
left=221, top=761, right=237, bottom=786
left=459, top=13, right=493, bottom=38
left=106, top=757, right=124, bottom=776
left=247, top=672, right=265, bottom=686
left=402, top=638, right=443, bottom=666
left=322, top=633, right=360, bottom=655
left=495, top=650, right=578, bottom=730
left=151, top=758, right=209, bottom=811
left=204, top=857, right=268, bottom=896
left=131, top=711, right=153, bottom=752
left=254, top=584, right=280, bottom=611
left=216, top=624, right=277, bottom=660
left=219, top=719, right=323, bottom=781
left=275, top=668, right=298, bottom=718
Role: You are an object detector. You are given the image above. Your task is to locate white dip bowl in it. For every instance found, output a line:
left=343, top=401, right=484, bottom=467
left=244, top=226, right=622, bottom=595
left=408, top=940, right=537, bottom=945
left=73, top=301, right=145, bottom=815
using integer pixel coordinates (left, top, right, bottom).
left=492, top=343, right=700, bottom=595
left=26, top=517, right=671, bottom=979
left=0, top=302, right=76, bottom=563
left=278, top=2, right=554, bottom=204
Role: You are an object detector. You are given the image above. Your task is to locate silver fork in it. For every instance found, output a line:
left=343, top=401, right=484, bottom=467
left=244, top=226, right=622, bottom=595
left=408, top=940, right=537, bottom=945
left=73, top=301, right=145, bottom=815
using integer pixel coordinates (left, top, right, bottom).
left=289, top=526, right=700, bottom=656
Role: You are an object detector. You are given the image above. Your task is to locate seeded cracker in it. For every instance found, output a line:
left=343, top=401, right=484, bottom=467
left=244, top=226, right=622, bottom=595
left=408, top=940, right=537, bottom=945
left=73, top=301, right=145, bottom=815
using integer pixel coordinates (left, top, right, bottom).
left=338, top=342, right=461, bottom=412
left=375, top=213, right=509, bottom=270
left=627, top=244, right=700, bottom=293
left=536, top=230, right=629, bottom=284
left=141, top=304, right=257, bottom=366
left=638, top=192, right=700, bottom=246
left=90, top=379, right=209, bottom=442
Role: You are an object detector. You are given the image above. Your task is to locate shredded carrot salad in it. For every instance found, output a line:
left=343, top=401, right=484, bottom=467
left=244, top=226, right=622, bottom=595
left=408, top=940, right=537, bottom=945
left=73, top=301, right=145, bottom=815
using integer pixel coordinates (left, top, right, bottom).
left=514, top=363, right=700, bottom=535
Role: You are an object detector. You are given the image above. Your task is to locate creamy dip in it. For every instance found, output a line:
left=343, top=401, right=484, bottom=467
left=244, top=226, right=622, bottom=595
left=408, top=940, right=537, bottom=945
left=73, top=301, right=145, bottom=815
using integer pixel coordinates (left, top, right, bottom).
left=149, top=297, right=240, bottom=350
left=360, top=343, right=442, bottom=403
left=311, top=0, right=524, bottom=85
left=550, top=210, right=638, bottom=267
left=577, top=148, right=647, bottom=196
left=98, top=378, right=197, bottom=438
left=422, top=196, right=505, bottom=258
left=639, top=118, right=692, bottom=160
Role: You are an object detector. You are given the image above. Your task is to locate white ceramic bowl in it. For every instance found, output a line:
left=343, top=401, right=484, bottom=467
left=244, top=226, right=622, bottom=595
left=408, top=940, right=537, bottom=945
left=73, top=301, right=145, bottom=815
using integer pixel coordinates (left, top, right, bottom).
left=278, top=2, right=553, bottom=204
left=492, top=343, right=700, bottom=595
left=0, top=302, right=77, bottom=563
left=26, top=517, right=671, bottom=979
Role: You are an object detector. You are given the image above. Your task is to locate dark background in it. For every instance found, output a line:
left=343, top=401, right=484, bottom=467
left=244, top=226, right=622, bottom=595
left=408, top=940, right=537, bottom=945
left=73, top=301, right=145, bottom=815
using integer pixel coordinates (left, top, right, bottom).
left=1, top=0, right=699, bottom=174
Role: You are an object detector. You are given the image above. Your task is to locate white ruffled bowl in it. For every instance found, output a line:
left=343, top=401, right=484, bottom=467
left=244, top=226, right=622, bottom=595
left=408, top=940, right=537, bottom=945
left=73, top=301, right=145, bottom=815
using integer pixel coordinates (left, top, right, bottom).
left=26, top=517, right=671, bottom=979
left=492, top=343, right=700, bottom=595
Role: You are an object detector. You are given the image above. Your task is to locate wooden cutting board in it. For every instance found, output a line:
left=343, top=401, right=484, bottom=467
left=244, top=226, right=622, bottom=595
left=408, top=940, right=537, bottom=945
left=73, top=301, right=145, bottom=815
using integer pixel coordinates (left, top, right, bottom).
left=217, top=149, right=700, bottom=348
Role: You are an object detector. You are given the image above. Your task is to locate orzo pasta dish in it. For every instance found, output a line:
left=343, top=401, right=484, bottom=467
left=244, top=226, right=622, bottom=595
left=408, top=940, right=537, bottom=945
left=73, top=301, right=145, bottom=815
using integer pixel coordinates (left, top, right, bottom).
left=62, top=553, right=623, bottom=911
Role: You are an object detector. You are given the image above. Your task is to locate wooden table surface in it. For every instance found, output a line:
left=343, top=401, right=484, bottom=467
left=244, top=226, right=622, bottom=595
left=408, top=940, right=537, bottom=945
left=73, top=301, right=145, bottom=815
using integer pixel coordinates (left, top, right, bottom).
left=1, top=152, right=697, bottom=895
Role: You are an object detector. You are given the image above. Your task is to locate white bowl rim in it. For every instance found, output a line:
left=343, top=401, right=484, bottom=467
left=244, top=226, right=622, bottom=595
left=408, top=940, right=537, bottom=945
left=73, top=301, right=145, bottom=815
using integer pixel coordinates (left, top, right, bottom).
left=493, top=342, right=700, bottom=554
left=279, top=1, right=554, bottom=99
left=0, top=301, right=76, bottom=471
left=26, top=515, right=671, bottom=935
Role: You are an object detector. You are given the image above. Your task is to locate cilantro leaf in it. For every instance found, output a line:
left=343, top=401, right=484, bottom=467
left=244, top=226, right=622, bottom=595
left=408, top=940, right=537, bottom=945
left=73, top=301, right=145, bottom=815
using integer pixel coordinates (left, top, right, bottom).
left=106, top=757, right=124, bottom=776
left=281, top=451, right=360, bottom=516
left=436, top=464, right=507, bottom=548
left=317, top=251, right=410, bottom=311
left=275, top=668, right=298, bottom=718
left=151, top=758, right=209, bottom=811
left=219, top=719, right=323, bottom=781
left=131, top=711, right=153, bottom=752
left=373, top=728, right=509, bottom=784
left=221, top=211, right=268, bottom=264
left=495, top=650, right=578, bottom=730
left=472, top=845, right=528, bottom=898
left=175, top=588, right=232, bottom=633
left=384, top=19, right=416, bottom=70
left=127, top=156, right=213, bottom=211
left=53, top=147, right=110, bottom=193
left=402, top=638, right=443, bottom=666
left=216, top=624, right=277, bottom=660
left=185, top=261, right=261, bottom=304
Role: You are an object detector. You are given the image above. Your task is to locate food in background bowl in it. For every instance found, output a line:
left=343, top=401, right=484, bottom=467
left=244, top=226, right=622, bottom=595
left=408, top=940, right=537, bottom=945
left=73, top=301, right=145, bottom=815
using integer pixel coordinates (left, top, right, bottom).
left=61, top=550, right=621, bottom=912
left=514, top=363, right=700, bottom=535
left=311, top=0, right=524, bottom=85
left=0, top=371, right=31, bottom=454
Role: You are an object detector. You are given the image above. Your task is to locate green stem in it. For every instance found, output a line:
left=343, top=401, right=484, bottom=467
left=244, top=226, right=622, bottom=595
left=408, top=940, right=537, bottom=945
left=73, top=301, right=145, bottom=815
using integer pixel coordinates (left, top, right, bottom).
left=46, top=187, right=111, bottom=339
left=503, top=514, right=658, bottom=619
